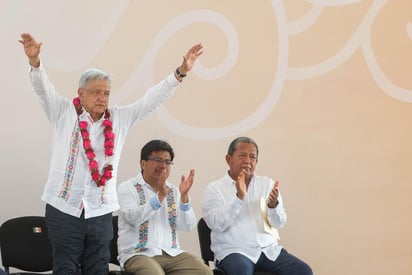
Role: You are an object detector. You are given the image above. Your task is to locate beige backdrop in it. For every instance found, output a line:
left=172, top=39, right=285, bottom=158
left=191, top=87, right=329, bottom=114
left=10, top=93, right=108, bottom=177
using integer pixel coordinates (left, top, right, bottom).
left=1, top=1, right=412, bottom=274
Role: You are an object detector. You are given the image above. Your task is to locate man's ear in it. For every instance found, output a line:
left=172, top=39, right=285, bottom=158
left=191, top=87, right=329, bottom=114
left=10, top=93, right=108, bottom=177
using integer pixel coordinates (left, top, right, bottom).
left=140, top=159, right=145, bottom=171
left=77, top=88, right=83, bottom=97
left=225, top=154, right=230, bottom=165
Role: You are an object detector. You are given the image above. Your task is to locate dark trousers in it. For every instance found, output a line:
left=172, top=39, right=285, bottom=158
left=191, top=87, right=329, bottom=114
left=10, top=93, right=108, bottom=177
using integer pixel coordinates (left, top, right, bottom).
left=216, top=248, right=313, bottom=275
left=45, top=204, right=113, bottom=275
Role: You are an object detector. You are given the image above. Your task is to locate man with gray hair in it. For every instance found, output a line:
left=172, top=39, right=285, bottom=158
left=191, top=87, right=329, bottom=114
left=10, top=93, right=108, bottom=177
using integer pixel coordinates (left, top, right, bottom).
left=19, top=32, right=203, bottom=275
left=202, top=137, right=313, bottom=275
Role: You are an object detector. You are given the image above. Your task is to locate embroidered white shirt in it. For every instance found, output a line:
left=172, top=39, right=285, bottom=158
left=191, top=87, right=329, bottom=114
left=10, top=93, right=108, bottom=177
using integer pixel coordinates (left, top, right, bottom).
left=117, top=173, right=196, bottom=268
left=29, top=64, right=179, bottom=218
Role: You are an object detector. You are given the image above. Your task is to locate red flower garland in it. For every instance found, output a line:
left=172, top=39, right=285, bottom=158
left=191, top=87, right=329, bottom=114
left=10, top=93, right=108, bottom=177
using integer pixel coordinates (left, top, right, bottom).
left=73, top=97, right=115, bottom=187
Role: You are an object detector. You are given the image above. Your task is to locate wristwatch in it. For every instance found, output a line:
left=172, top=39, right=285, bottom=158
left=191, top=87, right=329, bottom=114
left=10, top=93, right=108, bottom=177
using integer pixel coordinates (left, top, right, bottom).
left=175, top=67, right=187, bottom=78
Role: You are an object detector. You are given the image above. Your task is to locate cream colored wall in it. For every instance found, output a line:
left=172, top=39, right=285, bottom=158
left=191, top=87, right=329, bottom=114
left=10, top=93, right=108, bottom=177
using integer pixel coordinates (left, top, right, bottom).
left=1, top=1, right=411, bottom=274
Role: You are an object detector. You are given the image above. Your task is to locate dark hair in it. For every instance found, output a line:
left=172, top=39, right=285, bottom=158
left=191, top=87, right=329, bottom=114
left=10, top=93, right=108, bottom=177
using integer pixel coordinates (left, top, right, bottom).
left=140, top=139, right=175, bottom=161
left=227, top=136, right=259, bottom=156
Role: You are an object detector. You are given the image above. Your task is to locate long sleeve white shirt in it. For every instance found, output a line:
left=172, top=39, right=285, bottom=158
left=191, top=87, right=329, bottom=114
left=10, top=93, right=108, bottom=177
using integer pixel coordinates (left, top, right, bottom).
left=202, top=172, right=287, bottom=263
left=117, top=173, right=196, bottom=268
left=29, top=64, right=179, bottom=218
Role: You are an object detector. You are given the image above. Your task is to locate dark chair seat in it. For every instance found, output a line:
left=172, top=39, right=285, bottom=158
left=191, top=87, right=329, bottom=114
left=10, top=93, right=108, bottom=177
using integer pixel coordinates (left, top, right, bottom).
left=0, top=215, right=133, bottom=275
left=0, top=216, right=53, bottom=274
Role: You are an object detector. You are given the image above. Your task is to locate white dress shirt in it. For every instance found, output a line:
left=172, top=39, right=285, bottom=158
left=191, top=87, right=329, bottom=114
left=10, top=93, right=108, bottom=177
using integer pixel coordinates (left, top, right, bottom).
left=29, top=64, right=179, bottom=218
left=202, top=172, right=287, bottom=263
left=117, top=173, right=196, bottom=268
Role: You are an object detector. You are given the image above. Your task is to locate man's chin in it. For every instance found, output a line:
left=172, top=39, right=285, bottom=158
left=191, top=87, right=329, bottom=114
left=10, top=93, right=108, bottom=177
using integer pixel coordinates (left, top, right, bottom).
left=93, top=108, right=106, bottom=114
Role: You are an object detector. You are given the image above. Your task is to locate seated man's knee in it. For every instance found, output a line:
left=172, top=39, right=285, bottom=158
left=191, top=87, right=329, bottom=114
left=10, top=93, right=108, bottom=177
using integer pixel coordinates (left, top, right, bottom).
left=217, top=253, right=254, bottom=275
left=299, top=262, right=313, bottom=275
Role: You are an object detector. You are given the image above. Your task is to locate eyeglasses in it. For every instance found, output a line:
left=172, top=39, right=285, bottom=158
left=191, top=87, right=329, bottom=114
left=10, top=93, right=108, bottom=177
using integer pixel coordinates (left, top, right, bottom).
left=147, top=157, right=174, bottom=166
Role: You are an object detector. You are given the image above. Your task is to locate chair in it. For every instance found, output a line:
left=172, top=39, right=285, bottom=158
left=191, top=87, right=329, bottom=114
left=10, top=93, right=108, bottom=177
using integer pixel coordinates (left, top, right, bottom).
left=0, top=216, right=53, bottom=274
left=197, top=218, right=277, bottom=275
left=108, top=215, right=132, bottom=275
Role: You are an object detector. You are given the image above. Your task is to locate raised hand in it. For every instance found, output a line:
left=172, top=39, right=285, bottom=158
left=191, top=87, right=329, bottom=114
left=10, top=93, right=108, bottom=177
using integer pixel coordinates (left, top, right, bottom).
left=178, top=43, right=203, bottom=74
left=19, top=33, right=42, bottom=67
left=267, top=180, right=279, bottom=208
left=179, top=169, right=195, bottom=203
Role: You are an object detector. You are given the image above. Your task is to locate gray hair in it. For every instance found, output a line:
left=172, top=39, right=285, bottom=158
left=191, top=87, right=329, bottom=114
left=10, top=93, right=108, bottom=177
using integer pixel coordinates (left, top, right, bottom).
left=227, top=136, right=259, bottom=156
left=78, top=68, right=111, bottom=88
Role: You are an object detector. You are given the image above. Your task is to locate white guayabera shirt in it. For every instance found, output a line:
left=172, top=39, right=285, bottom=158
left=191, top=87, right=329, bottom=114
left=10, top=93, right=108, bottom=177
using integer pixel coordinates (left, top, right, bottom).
left=202, top=173, right=287, bottom=263
left=29, top=64, right=179, bottom=218
left=117, top=173, right=195, bottom=268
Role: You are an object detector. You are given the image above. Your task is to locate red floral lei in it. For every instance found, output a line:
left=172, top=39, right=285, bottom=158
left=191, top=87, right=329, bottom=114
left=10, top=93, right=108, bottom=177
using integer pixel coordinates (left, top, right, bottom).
left=73, top=97, right=115, bottom=187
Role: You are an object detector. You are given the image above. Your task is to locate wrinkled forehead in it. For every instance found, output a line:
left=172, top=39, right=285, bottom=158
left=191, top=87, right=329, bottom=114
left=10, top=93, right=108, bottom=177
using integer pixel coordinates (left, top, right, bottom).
left=234, top=142, right=258, bottom=154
